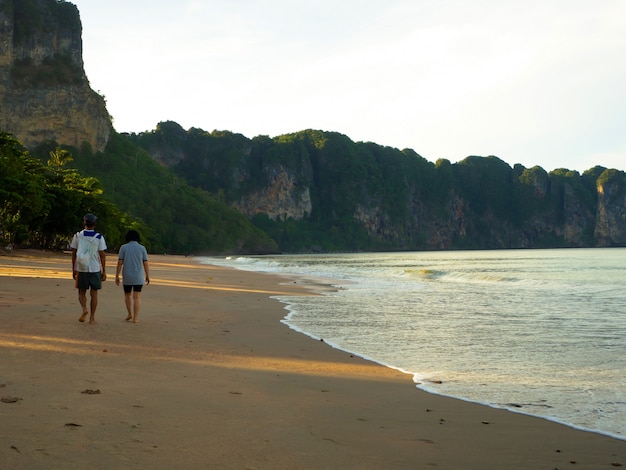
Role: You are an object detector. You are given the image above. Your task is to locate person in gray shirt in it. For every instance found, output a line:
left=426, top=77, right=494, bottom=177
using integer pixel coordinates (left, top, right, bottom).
left=115, top=230, right=150, bottom=323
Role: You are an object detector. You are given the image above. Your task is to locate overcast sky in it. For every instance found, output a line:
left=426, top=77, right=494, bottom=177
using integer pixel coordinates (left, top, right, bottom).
left=74, top=0, right=626, bottom=173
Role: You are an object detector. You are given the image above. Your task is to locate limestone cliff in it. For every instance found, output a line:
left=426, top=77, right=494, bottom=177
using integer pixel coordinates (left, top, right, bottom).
left=128, top=122, right=626, bottom=251
left=0, top=0, right=111, bottom=151
left=595, top=170, right=626, bottom=246
left=233, top=165, right=313, bottom=221
left=129, top=125, right=626, bottom=251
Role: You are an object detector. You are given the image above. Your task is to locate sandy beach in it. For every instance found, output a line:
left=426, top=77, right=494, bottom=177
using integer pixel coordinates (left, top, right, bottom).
left=1, top=251, right=625, bottom=469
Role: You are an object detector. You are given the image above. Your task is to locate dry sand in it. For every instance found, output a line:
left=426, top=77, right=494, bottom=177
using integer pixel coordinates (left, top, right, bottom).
left=0, top=250, right=625, bottom=469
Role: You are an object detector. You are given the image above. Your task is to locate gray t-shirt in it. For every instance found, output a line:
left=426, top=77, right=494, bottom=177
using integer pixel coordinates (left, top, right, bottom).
left=118, top=241, right=148, bottom=285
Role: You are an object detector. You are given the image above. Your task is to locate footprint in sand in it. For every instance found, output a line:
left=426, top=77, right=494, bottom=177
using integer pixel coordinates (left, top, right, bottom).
left=1, top=396, right=21, bottom=403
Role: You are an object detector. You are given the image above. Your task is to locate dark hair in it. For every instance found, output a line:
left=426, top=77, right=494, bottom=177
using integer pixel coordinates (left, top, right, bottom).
left=83, top=213, right=97, bottom=227
left=125, top=230, right=141, bottom=243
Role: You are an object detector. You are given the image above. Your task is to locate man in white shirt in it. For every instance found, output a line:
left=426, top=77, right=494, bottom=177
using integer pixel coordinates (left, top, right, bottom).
left=70, top=213, right=107, bottom=323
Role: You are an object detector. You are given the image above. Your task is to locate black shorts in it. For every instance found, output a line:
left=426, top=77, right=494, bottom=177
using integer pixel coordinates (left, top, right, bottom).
left=77, top=272, right=102, bottom=290
left=123, top=285, right=143, bottom=293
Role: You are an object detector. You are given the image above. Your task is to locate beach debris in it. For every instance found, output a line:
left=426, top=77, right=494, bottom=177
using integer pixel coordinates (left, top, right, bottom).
left=11, top=445, right=20, bottom=453
left=81, top=389, right=101, bottom=395
left=611, top=463, right=622, bottom=467
left=229, top=391, right=242, bottom=395
left=65, top=423, right=82, bottom=427
left=1, top=396, right=21, bottom=403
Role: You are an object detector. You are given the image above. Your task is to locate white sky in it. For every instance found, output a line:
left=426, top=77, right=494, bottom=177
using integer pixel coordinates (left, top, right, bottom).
left=74, top=0, right=626, bottom=173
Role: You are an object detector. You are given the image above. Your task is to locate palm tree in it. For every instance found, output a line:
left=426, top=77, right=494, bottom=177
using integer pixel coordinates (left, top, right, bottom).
left=47, top=147, right=73, bottom=172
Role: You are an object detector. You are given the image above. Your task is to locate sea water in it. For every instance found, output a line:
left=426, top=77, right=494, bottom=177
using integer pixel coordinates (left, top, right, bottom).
left=198, top=248, right=626, bottom=440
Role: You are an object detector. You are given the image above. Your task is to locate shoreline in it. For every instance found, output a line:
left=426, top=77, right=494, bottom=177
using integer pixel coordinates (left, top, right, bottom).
left=280, top=312, right=626, bottom=444
left=1, top=250, right=625, bottom=469
left=281, top=307, right=626, bottom=444
left=210, top=251, right=626, bottom=442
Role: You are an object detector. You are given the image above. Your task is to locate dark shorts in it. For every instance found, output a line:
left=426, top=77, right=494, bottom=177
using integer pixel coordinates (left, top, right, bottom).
left=123, top=285, right=143, bottom=293
left=77, top=272, right=102, bottom=290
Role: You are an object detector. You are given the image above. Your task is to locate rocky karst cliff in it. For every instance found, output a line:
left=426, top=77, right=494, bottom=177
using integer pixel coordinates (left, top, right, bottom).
left=0, top=0, right=110, bottom=152
left=595, top=170, right=626, bottom=246
left=127, top=124, right=626, bottom=251
left=233, top=164, right=313, bottom=221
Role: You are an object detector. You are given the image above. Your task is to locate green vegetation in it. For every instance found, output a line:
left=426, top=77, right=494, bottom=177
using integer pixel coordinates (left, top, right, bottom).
left=0, top=132, right=131, bottom=250
left=128, top=125, right=443, bottom=251
left=597, top=168, right=626, bottom=201
left=454, top=156, right=514, bottom=219
left=11, top=0, right=84, bottom=88
left=3, top=123, right=623, bottom=253
left=128, top=123, right=623, bottom=251
left=30, top=132, right=277, bottom=254
left=12, top=0, right=80, bottom=45
left=1, top=130, right=276, bottom=254
left=11, top=54, right=84, bottom=88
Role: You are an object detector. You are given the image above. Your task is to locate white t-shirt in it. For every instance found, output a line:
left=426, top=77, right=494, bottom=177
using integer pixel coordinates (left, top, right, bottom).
left=71, top=229, right=107, bottom=272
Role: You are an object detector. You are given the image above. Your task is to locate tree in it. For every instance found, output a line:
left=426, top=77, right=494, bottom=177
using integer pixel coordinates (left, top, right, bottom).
left=1, top=134, right=139, bottom=250
left=47, top=147, right=73, bottom=172
left=0, top=133, right=46, bottom=245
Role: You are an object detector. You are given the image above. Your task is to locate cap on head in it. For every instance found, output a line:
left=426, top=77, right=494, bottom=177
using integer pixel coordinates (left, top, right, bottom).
left=83, top=213, right=97, bottom=226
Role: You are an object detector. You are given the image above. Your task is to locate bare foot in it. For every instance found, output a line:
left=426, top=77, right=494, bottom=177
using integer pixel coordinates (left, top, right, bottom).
left=89, top=318, right=97, bottom=324
left=79, top=312, right=88, bottom=322
left=133, top=320, right=139, bottom=323
left=125, top=315, right=132, bottom=322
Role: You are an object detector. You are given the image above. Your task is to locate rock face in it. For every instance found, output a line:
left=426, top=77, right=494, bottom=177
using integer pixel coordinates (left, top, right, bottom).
left=595, top=170, right=626, bottom=246
left=132, top=125, right=626, bottom=251
left=0, top=0, right=111, bottom=151
left=233, top=165, right=313, bottom=221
